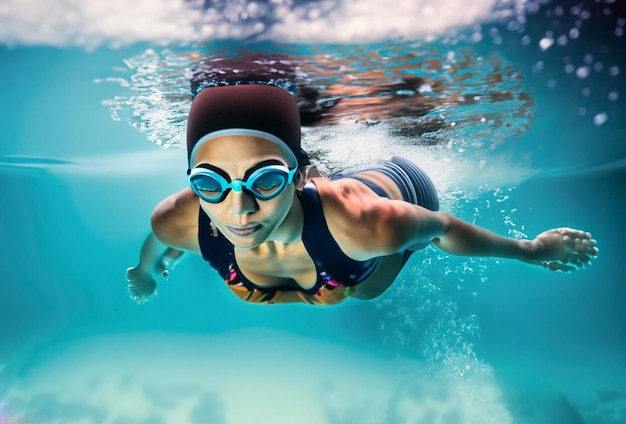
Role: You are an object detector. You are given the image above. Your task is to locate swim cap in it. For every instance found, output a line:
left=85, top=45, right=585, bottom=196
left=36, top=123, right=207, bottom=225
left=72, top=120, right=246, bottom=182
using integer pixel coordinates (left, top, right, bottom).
left=187, top=84, right=307, bottom=168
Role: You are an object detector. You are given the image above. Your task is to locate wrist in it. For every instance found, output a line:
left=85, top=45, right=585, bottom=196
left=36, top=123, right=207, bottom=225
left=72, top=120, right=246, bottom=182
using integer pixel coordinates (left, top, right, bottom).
left=517, top=239, right=537, bottom=262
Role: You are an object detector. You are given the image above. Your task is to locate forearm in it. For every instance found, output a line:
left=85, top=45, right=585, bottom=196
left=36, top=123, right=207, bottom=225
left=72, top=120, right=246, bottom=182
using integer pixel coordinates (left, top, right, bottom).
left=432, top=213, right=532, bottom=261
left=134, top=233, right=184, bottom=274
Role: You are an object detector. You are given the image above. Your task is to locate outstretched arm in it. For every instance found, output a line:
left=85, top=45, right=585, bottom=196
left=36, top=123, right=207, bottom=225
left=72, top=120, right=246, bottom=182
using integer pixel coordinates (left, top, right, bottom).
left=426, top=212, right=598, bottom=271
left=315, top=179, right=597, bottom=271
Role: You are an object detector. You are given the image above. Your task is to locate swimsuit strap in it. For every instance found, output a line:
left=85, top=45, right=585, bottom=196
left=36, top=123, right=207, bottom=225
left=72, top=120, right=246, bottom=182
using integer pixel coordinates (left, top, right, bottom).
left=198, top=208, right=235, bottom=278
left=298, top=184, right=379, bottom=286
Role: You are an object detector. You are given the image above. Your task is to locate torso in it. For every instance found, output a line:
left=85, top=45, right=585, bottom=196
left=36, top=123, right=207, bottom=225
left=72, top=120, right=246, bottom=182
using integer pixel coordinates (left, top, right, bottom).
left=154, top=172, right=411, bottom=303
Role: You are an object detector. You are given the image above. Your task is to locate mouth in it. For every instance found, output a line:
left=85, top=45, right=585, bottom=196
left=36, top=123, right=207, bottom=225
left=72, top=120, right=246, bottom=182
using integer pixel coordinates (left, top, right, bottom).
left=226, top=224, right=261, bottom=236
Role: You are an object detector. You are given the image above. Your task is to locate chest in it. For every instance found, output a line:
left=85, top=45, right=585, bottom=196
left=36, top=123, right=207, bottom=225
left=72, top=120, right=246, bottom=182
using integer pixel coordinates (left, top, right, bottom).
left=234, top=241, right=318, bottom=290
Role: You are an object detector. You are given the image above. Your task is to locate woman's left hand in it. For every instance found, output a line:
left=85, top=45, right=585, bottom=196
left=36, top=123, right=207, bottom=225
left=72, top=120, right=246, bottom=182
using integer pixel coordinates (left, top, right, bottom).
left=526, top=227, right=598, bottom=272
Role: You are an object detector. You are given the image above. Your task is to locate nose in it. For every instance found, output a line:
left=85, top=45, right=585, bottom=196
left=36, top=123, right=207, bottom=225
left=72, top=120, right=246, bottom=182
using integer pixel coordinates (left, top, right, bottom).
left=228, top=190, right=257, bottom=216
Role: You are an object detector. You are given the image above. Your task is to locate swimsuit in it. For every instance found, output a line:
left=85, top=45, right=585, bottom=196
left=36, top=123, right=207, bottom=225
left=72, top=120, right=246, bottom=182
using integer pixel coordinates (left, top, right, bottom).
left=198, top=157, right=439, bottom=305
left=198, top=184, right=379, bottom=305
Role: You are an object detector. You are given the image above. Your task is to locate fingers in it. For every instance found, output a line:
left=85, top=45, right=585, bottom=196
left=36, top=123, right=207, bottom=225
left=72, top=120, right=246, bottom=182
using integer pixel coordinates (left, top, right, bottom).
left=127, top=280, right=157, bottom=304
left=572, top=237, right=599, bottom=257
left=542, top=261, right=577, bottom=272
left=559, top=228, right=599, bottom=259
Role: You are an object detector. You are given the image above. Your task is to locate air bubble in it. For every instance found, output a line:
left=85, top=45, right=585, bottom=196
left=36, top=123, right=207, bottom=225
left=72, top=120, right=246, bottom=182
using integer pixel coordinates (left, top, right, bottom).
left=578, top=107, right=587, bottom=115
left=557, top=35, right=568, bottom=45
left=569, top=28, right=580, bottom=39
left=582, top=87, right=591, bottom=96
left=593, top=113, right=608, bottom=126
left=539, top=37, right=554, bottom=50
left=616, top=27, right=624, bottom=37
left=609, top=66, right=620, bottom=76
left=521, top=35, right=531, bottom=46
left=608, top=92, right=619, bottom=101
left=507, top=20, right=521, bottom=31
left=576, top=66, right=590, bottom=79
left=564, top=64, right=574, bottom=73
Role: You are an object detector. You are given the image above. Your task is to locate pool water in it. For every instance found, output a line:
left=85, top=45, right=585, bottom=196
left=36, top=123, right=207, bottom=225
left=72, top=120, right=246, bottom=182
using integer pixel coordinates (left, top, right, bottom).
left=1, top=1, right=625, bottom=423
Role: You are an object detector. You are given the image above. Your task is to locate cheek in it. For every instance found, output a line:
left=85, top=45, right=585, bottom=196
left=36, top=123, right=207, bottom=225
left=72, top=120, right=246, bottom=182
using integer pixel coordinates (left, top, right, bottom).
left=266, top=190, right=295, bottom=220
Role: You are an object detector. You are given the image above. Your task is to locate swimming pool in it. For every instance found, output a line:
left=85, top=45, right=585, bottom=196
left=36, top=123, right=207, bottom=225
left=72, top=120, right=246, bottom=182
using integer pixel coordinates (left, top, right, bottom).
left=1, top=0, right=625, bottom=422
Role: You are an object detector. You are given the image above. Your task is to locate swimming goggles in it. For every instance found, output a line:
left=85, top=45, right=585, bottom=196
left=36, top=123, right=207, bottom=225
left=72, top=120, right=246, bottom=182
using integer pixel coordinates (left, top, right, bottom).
left=188, top=161, right=297, bottom=203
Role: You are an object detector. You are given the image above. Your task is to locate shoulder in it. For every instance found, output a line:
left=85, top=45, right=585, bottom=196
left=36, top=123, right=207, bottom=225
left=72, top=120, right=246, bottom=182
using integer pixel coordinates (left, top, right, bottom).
left=308, top=178, right=419, bottom=259
left=151, top=188, right=201, bottom=253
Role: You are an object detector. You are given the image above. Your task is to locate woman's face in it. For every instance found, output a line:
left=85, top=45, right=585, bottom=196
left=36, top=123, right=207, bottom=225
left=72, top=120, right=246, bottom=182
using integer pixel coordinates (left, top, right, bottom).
left=190, top=134, right=298, bottom=249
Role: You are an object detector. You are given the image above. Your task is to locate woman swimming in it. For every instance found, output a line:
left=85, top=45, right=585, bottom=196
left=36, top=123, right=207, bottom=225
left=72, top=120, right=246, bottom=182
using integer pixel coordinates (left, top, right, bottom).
left=126, top=83, right=598, bottom=305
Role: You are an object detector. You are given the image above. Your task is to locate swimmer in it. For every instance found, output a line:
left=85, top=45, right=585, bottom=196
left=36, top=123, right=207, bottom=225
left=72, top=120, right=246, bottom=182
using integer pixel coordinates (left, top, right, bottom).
left=126, top=84, right=598, bottom=305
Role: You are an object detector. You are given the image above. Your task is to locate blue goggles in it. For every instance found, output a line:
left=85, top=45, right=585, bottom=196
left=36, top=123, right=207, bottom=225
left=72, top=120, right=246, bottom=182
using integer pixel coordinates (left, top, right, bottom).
left=188, top=160, right=297, bottom=203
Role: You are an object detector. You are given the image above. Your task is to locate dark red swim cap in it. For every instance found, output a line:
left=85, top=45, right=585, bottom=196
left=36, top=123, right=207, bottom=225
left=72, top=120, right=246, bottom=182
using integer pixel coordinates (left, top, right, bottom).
left=186, top=84, right=304, bottom=166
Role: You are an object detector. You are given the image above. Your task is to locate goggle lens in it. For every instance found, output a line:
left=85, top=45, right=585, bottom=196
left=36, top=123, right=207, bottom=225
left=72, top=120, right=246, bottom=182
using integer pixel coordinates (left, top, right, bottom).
left=189, top=164, right=296, bottom=203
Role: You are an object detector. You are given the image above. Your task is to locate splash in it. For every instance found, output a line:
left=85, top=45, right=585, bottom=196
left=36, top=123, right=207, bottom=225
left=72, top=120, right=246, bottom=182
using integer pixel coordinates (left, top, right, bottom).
left=0, top=0, right=529, bottom=48
left=99, top=43, right=535, bottom=183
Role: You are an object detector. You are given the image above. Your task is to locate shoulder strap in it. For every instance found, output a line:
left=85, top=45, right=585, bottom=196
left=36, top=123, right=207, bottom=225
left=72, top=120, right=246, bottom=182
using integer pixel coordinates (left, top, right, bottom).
left=298, top=184, right=373, bottom=285
left=198, top=208, right=234, bottom=278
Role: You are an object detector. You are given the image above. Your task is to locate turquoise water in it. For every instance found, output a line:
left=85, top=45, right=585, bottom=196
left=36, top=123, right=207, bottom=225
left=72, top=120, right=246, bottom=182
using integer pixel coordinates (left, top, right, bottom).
left=1, top=1, right=625, bottom=423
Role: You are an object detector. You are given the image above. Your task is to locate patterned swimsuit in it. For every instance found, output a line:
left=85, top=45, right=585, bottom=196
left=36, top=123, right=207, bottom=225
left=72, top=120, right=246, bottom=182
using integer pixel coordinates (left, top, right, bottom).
left=198, top=183, right=380, bottom=305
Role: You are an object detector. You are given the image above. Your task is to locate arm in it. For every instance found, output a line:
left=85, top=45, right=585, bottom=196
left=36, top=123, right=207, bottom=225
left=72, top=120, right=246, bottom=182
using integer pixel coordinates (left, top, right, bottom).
left=412, top=211, right=598, bottom=271
left=317, top=180, right=597, bottom=272
left=127, top=188, right=200, bottom=303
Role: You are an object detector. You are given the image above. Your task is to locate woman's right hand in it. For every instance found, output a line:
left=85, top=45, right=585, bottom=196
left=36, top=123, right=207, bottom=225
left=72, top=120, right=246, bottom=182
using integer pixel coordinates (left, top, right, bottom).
left=126, top=266, right=157, bottom=304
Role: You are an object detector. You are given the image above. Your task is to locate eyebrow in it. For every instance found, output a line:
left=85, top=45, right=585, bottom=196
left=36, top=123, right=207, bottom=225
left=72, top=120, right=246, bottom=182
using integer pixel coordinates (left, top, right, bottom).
left=196, top=159, right=286, bottom=181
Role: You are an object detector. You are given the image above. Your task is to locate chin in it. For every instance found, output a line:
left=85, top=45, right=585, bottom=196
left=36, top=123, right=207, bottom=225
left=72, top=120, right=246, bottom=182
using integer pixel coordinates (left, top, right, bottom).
left=226, top=231, right=268, bottom=250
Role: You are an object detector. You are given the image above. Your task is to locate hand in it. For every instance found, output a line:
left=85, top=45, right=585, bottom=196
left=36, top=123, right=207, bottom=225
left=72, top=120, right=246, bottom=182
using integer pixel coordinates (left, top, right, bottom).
left=527, top=227, right=598, bottom=272
left=126, top=266, right=157, bottom=304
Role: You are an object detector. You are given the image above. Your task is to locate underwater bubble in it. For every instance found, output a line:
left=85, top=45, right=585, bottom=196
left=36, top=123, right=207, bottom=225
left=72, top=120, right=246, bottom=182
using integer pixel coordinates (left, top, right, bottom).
left=593, top=113, right=608, bottom=126
left=569, top=27, right=580, bottom=39
left=539, top=37, right=554, bottom=50
left=616, top=27, right=624, bottom=37
left=547, top=79, right=556, bottom=88
left=532, top=61, right=544, bottom=73
left=609, top=66, right=620, bottom=76
left=565, top=64, right=575, bottom=73
left=557, top=34, right=568, bottom=45
left=582, top=87, right=591, bottom=97
left=521, top=34, right=531, bottom=45
left=584, top=54, right=594, bottom=64
left=608, top=92, right=619, bottom=101
left=593, top=62, right=604, bottom=72
left=578, top=107, right=587, bottom=116
left=576, top=66, right=590, bottom=79
left=507, top=19, right=521, bottom=31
